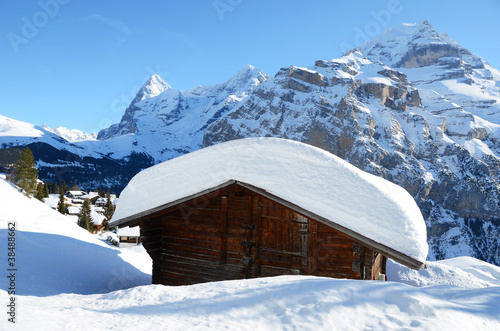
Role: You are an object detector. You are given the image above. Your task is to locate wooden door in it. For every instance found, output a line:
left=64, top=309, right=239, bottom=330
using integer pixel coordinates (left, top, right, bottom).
left=223, top=194, right=256, bottom=279
left=221, top=192, right=312, bottom=279
left=256, top=196, right=310, bottom=276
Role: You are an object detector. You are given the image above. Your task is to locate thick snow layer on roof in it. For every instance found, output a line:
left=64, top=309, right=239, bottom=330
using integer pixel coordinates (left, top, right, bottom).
left=113, top=138, right=428, bottom=262
left=117, top=226, right=140, bottom=237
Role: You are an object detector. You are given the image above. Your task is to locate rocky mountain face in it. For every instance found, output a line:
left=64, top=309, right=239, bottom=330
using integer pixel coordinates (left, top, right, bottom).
left=97, top=65, right=269, bottom=160
left=1, top=66, right=269, bottom=192
left=1, top=20, right=499, bottom=265
left=98, top=74, right=172, bottom=139
left=204, top=21, right=500, bottom=265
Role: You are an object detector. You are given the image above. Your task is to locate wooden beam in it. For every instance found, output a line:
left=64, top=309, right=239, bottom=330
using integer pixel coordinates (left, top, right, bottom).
left=307, top=219, right=317, bottom=275
left=220, top=196, right=228, bottom=264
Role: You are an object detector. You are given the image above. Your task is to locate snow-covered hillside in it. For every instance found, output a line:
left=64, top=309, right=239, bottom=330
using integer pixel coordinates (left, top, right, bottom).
left=4, top=263, right=500, bottom=330
left=0, top=179, right=150, bottom=296
left=2, top=270, right=500, bottom=331
left=1, top=177, right=499, bottom=329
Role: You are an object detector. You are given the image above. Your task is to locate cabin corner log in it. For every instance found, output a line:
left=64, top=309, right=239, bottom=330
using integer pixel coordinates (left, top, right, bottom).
left=120, top=182, right=422, bottom=286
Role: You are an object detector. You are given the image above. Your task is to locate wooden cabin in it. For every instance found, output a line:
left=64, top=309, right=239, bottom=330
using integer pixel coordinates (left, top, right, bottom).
left=111, top=138, right=427, bottom=286
left=117, top=226, right=141, bottom=244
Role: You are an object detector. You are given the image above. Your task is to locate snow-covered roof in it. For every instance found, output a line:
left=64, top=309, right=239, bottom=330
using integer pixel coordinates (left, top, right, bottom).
left=117, top=226, right=140, bottom=237
left=112, top=138, right=428, bottom=264
left=91, top=212, right=107, bottom=225
left=67, top=206, right=80, bottom=215
left=81, top=192, right=99, bottom=200
left=66, top=190, right=87, bottom=196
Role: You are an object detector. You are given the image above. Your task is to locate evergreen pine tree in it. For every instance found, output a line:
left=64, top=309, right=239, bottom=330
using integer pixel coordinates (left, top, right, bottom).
left=43, top=182, right=50, bottom=197
left=77, top=200, right=94, bottom=232
left=13, top=147, right=38, bottom=196
left=35, top=183, right=45, bottom=201
left=98, top=186, right=104, bottom=198
left=72, top=181, right=80, bottom=191
left=61, top=180, right=68, bottom=196
left=103, top=198, right=115, bottom=220
left=57, top=192, right=68, bottom=214
left=50, top=182, right=59, bottom=194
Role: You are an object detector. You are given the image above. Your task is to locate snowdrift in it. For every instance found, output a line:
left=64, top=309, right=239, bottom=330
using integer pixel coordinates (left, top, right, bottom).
left=10, top=260, right=500, bottom=330
left=0, top=179, right=150, bottom=296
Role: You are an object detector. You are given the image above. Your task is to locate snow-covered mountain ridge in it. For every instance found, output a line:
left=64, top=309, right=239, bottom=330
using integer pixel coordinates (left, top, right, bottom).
left=97, top=64, right=269, bottom=160
left=204, top=20, right=500, bottom=265
left=42, top=125, right=98, bottom=142
left=1, top=20, right=499, bottom=265
left=0, top=65, right=269, bottom=191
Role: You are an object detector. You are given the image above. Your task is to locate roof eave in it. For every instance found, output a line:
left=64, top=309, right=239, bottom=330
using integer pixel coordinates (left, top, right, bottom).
left=109, top=180, right=237, bottom=228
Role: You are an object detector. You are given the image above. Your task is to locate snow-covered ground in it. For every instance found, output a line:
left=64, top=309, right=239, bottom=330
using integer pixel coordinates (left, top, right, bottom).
left=1, top=178, right=499, bottom=330
left=0, top=179, right=150, bottom=297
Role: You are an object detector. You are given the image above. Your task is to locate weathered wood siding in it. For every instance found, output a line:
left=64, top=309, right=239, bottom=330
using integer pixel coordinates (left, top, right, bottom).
left=258, top=196, right=312, bottom=277
left=139, top=183, right=386, bottom=285
left=140, top=217, right=163, bottom=284
left=314, top=221, right=363, bottom=279
left=160, top=191, right=234, bottom=285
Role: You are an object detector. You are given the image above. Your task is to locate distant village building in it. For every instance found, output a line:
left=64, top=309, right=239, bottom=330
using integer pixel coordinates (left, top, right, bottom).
left=67, top=206, right=80, bottom=216
left=111, top=138, right=428, bottom=286
left=81, top=192, right=100, bottom=203
left=95, top=197, right=109, bottom=207
left=65, top=191, right=87, bottom=199
left=117, top=226, right=141, bottom=244
left=91, top=212, right=107, bottom=233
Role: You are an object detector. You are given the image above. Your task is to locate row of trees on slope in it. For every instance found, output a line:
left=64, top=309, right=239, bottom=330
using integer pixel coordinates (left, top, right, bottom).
left=10, top=147, right=116, bottom=233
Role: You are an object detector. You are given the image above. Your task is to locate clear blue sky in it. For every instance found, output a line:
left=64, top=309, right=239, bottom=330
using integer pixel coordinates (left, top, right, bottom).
left=1, top=0, right=499, bottom=134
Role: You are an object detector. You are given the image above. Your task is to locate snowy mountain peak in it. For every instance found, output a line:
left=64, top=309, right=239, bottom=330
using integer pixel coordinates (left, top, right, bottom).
left=222, top=64, right=269, bottom=92
left=97, top=74, right=174, bottom=140
left=189, top=65, right=269, bottom=98
left=233, top=64, right=267, bottom=81
left=359, top=20, right=483, bottom=69
left=42, top=125, right=97, bottom=142
left=97, top=66, right=269, bottom=148
left=136, top=74, right=172, bottom=102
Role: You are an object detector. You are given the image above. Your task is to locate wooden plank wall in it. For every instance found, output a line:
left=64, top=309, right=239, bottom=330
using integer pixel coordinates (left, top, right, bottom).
left=371, top=252, right=384, bottom=280
left=314, top=221, right=362, bottom=279
left=140, top=217, right=163, bottom=284
left=139, top=184, right=386, bottom=285
left=257, top=196, right=311, bottom=277
left=225, top=194, right=253, bottom=279
left=159, top=193, right=235, bottom=285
